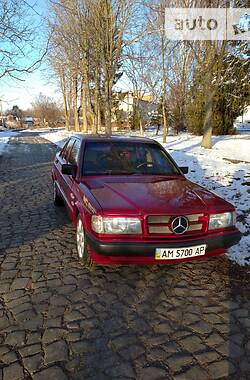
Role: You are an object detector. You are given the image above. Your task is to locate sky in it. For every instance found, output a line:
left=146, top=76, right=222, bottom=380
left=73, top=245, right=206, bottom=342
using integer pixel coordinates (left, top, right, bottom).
left=0, top=0, right=131, bottom=112
left=0, top=0, right=59, bottom=111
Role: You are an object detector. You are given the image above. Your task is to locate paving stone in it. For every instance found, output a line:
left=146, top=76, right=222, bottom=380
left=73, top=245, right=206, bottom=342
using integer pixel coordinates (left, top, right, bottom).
left=1, top=351, right=18, bottom=364
left=3, top=362, right=23, bottom=380
left=204, top=314, right=223, bottom=324
left=206, top=332, right=225, bottom=347
left=109, top=335, right=137, bottom=351
left=23, top=353, right=43, bottom=373
left=65, top=356, right=81, bottom=373
left=104, top=363, right=135, bottom=378
left=44, top=340, right=68, bottom=364
left=11, top=303, right=32, bottom=315
left=46, top=318, right=62, bottom=328
left=6, top=296, right=30, bottom=309
left=32, top=366, right=68, bottom=380
left=5, top=331, right=25, bottom=347
left=153, top=322, right=173, bottom=334
left=238, top=317, right=250, bottom=328
left=189, top=320, right=212, bottom=335
left=232, top=308, right=248, bottom=318
left=166, top=352, right=193, bottom=372
left=71, top=340, right=95, bottom=354
left=26, top=332, right=41, bottom=345
left=240, top=357, right=250, bottom=372
left=42, top=328, right=67, bottom=344
left=174, top=365, right=209, bottom=379
left=64, top=310, right=83, bottom=322
left=0, top=316, right=10, bottom=330
left=138, top=366, right=168, bottom=380
left=147, top=347, right=170, bottom=362
left=228, top=342, right=244, bottom=358
left=120, top=345, right=145, bottom=360
left=207, top=360, right=236, bottom=378
left=66, top=331, right=81, bottom=342
left=11, top=278, right=30, bottom=290
left=145, top=334, right=170, bottom=347
left=0, top=346, right=9, bottom=356
left=195, top=350, right=221, bottom=364
left=246, top=340, right=250, bottom=351
left=181, top=335, right=206, bottom=353
left=19, top=343, right=41, bottom=357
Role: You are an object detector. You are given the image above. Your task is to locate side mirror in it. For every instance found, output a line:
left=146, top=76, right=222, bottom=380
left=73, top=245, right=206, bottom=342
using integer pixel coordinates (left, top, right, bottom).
left=62, top=164, right=77, bottom=177
left=180, top=166, right=189, bottom=174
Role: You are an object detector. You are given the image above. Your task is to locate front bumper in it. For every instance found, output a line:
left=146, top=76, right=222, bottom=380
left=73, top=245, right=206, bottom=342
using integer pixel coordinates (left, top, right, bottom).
left=86, top=229, right=241, bottom=257
left=86, top=229, right=241, bottom=264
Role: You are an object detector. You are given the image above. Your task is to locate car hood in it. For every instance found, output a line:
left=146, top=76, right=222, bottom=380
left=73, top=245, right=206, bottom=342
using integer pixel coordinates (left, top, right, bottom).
left=82, top=175, right=233, bottom=215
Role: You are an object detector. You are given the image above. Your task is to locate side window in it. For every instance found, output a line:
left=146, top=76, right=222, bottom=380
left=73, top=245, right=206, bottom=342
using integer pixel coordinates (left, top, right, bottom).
left=63, top=138, right=75, bottom=162
left=59, top=140, right=69, bottom=158
left=68, top=139, right=81, bottom=164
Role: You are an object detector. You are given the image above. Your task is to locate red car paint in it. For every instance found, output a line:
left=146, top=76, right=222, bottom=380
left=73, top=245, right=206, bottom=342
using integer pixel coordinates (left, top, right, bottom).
left=52, top=135, right=241, bottom=265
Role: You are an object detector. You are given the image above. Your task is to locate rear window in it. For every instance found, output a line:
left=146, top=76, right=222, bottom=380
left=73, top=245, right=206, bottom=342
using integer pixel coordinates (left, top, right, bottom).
left=82, top=141, right=180, bottom=176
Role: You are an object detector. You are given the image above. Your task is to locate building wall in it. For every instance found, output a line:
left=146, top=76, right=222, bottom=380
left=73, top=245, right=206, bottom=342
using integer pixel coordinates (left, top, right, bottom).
left=118, top=92, right=157, bottom=124
left=236, top=105, right=250, bottom=123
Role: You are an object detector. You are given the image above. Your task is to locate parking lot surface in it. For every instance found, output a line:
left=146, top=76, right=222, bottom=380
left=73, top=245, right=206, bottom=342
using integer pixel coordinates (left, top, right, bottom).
left=0, top=132, right=249, bottom=380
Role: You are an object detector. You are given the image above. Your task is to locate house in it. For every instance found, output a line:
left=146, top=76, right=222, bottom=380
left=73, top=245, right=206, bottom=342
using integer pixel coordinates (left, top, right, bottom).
left=114, top=91, right=157, bottom=127
left=236, top=105, right=250, bottom=123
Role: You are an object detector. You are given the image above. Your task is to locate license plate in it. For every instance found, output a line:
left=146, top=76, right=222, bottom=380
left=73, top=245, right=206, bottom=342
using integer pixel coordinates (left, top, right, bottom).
left=155, top=245, right=206, bottom=260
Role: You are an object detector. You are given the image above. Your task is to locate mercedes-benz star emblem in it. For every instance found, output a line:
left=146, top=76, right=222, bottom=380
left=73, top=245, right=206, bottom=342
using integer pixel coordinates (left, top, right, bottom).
left=171, top=216, right=189, bottom=235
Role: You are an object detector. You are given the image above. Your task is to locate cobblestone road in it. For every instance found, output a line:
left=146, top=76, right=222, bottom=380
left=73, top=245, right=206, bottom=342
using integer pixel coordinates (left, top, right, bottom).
left=0, top=132, right=249, bottom=380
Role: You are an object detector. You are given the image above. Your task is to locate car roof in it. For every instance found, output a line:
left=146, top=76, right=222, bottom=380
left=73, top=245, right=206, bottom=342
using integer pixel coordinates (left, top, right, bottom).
left=72, top=134, right=156, bottom=144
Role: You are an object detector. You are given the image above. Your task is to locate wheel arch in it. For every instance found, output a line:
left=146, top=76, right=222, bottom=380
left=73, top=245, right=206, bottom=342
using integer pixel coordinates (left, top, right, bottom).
left=74, top=202, right=88, bottom=227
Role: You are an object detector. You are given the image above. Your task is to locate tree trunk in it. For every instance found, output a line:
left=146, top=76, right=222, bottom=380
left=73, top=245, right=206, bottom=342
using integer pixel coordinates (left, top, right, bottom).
left=73, top=75, right=80, bottom=132
left=201, top=94, right=213, bottom=149
left=81, top=79, right=88, bottom=133
left=162, top=100, right=167, bottom=143
left=105, top=77, right=112, bottom=135
left=93, top=67, right=101, bottom=134
left=201, top=41, right=219, bottom=149
left=161, top=4, right=168, bottom=144
left=63, top=95, right=70, bottom=131
left=60, top=76, right=70, bottom=130
left=139, top=117, right=143, bottom=136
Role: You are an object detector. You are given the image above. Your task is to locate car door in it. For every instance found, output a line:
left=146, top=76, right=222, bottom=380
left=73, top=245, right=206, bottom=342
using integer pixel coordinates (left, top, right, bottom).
left=62, top=138, right=82, bottom=218
left=55, top=138, right=75, bottom=206
left=53, top=139, right=70, bottom=193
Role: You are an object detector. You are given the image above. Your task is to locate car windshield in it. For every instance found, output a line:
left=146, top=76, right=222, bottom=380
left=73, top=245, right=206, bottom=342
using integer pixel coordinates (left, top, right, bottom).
left=83, top=141, right=181, bottom=176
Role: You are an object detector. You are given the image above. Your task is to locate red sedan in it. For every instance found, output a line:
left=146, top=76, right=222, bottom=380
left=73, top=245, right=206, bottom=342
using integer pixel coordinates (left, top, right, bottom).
left=51, top=135, right=241, bottom=266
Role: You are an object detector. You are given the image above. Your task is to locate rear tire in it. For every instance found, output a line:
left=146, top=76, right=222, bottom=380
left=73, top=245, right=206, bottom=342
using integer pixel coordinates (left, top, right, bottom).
left=53, top=182, right=64, bottom=206
left=76, top=215, right=94, bottom=269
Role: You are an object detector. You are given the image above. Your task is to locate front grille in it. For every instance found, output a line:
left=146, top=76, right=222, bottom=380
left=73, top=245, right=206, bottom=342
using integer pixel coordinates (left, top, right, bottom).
left=147, top=213, right=205, bottom=236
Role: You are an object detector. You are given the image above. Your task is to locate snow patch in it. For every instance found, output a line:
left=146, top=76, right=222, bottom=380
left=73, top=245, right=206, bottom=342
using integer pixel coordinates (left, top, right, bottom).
left=0, top=129, right=18, bottom=155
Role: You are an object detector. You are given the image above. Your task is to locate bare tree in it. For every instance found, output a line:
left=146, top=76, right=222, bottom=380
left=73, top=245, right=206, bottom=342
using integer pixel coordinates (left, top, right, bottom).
left=48, top=0, right=136, bottom=134
left=0, top=0, right=47, bottom=80
left=31, top=93, right=63, bottom=127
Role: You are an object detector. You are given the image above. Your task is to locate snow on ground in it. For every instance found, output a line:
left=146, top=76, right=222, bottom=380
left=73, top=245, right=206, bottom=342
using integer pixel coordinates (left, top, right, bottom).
left=35, top=128, right=73, bottom=148
left=0, top=128, right=18, bottom=155
left=40, top=128, right=250, bottom=267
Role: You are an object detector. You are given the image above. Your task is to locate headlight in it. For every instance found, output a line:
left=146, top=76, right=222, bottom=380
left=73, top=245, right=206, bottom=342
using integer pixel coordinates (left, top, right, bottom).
left=91, top=215, right=142, bottom=234
left=208, top=212, right=236, bottom=230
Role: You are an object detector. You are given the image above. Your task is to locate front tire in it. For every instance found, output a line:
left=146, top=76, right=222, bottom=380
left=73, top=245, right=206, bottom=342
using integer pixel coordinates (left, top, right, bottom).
left=76, top=215, right=94, bottom=268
